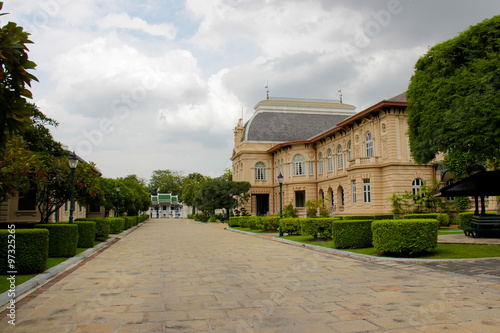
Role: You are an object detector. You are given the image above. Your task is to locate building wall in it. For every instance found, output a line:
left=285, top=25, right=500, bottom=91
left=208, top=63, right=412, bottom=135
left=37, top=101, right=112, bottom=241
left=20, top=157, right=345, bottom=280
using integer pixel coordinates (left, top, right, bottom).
left=231, top=101, right=456, bottom=217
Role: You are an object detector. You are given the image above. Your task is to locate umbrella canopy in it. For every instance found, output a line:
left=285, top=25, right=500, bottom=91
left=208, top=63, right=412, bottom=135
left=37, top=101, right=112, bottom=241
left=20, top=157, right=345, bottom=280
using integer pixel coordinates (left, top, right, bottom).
left=437, top=170, right=500, bottom=197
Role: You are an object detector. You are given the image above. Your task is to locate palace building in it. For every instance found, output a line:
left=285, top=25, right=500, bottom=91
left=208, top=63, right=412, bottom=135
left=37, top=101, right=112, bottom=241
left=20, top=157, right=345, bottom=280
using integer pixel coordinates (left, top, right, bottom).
left=150, top=193, right=183, bottom=218
left=231, top=92, right=445, bottom=217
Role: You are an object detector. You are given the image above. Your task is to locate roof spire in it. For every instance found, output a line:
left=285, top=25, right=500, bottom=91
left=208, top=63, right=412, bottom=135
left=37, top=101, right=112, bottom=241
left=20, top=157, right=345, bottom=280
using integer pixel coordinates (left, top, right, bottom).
left=265, top=82, right=269, bottom=100
left=338, top=85, right=343, bottom=103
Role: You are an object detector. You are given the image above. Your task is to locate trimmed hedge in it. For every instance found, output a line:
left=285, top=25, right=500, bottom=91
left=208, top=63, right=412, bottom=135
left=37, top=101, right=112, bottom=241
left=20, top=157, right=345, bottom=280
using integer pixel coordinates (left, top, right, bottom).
left=343, top=214, right=394, bottom=220
left=34, top=223, right=79, bottom=257
left=58, top=221, right=96, bottom=248
left=123, top=216, right=136, bottom=229
left=280, top=218, right=303, bottom=235
left=0, top=228, right=49, bottom=274
left=372, top=219, right=439, bottom=254
left=106, top=217, right=126, bottom=234
left=403, top=213, right=450, bottom=226
left=458, top=212, right=497, bottom=228
left=256, top=216, right=280, bottom=231
left=76, top=218, right=110, bottom=240
left=303, top=218, right=340, bottom=239
left=332, top=220, right=372, bottom=249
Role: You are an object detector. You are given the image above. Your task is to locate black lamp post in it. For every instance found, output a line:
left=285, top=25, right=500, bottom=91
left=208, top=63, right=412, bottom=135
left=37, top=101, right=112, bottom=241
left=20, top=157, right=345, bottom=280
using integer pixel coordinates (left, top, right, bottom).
left=68, top=153, right=79, bottom=224
left=277, top=172, right=284, bottom=237
left=229, top=191, right=233, bottom=218
left=211, top=197, right=214, bottom=218
left=116, top=184, right=121, bottom=217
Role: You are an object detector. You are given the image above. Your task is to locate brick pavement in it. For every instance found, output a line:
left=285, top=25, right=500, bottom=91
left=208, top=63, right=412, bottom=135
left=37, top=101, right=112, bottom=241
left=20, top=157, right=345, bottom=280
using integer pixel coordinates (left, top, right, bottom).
left=1, top=218, right=499, bottom=332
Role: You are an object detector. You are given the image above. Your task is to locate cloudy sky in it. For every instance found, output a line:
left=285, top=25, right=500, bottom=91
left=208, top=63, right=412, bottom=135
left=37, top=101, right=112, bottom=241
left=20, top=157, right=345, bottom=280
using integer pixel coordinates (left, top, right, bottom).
left=6, top=0, right=500, bottom=181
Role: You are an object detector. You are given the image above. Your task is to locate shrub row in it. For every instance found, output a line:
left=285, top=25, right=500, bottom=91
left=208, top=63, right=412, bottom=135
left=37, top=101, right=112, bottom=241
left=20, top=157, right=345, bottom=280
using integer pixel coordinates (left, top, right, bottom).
left=372, top=219, right=439, bottom=254
left=342, top=214, right=394, bottom=220
left=34, top=224, right=79, bottom=257
left=0, top=228, right=49, bottom=274
left=403, top=213, right=450, bottom=226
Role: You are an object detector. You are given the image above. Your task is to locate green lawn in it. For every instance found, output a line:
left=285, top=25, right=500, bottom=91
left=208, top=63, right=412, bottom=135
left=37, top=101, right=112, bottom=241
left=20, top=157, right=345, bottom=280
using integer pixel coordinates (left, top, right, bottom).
left=0, top=240, right=105, bottom=294
left=282, top=235, right=500, bottom=259
left=231, top=227, right=277, bottom=234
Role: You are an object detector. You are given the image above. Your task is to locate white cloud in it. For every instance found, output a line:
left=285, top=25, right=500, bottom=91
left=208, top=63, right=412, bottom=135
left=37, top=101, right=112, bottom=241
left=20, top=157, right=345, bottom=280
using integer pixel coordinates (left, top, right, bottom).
left=98, top=12, right=177, bottom=39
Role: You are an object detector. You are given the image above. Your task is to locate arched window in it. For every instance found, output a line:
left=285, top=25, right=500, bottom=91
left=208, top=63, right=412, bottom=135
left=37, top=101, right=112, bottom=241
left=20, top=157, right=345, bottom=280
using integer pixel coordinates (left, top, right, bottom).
left=412, top=178, right=423, bottom=196
left=327, top=149, right=333, bottom=172
left=318, top=153, right=324, bottom=174
left=337, top=145, right=343, bottom=169
left=366, top=132, right=374, bottom=157
left=255, top=162, right=266, bottom=180
left=293, top=154, right=306, bottom=176
left=347, top=140, right=352, bottom=160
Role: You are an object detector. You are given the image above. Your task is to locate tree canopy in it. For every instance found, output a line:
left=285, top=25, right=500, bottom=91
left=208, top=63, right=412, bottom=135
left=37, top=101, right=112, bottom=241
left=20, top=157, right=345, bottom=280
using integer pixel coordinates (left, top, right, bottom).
left=407, top=15, right=500, bottom=166
left=0, top=2, right=38, bottom=149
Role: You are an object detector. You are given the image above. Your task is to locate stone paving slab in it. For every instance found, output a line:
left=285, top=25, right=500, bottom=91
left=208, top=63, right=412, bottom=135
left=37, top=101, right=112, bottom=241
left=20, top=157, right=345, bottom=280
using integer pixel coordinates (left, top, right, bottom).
left=1, top=218, right=499, bottom=332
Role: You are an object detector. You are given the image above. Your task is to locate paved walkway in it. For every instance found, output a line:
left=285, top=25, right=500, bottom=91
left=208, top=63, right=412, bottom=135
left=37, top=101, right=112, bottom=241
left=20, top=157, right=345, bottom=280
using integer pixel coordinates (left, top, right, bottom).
left=1, top=219, right=499, bottom=332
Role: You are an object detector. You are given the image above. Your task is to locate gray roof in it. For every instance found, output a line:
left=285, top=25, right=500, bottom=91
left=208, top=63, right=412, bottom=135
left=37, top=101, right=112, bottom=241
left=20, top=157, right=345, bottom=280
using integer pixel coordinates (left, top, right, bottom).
left=244, top=112, right=350, bottom=142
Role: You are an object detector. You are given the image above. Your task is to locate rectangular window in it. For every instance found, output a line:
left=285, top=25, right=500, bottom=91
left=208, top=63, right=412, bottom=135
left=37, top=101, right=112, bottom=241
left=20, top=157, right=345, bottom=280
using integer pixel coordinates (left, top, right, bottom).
left=294, top=162, right=305, bottom=176
left=319, top=160, right=324, bottom=174
left=327, top=156, right=333, bottom=172
left=352, top=180, right=357, bottom=204
left=18, top=190, right=37, bottom=211
left=295, top=191, right=306, bottom=208
left=309, top=161, right=314, bottom=175
left=363, top=179, right=371, bottom=203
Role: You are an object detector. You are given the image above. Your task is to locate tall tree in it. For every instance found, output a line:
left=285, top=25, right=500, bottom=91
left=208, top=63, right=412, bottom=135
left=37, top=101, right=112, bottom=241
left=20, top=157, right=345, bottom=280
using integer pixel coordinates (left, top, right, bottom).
left=148, top=169, right=184, bottom=197
left=407, top=15, right=500, bottom=167
left=0, top=2, right=38, bottom=149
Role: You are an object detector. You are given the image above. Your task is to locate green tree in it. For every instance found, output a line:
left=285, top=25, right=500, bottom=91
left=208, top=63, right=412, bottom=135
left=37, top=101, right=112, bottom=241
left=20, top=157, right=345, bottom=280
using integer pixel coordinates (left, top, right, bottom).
left=120, top=175, right=151, bottom=216
left=0, top=136, right=44, bottom=202
left=148, top=169, right=184, bottom=197
left=407, top=15, right=500, bottom=167
left=0, top=2, right=38, bottom=149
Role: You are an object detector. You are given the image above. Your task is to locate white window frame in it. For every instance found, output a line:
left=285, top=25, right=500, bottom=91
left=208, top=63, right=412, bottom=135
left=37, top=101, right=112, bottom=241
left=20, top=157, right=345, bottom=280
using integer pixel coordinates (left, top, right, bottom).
left=309, top=161, right=314, bottom=175
left=366, top=132, right=374, bottom=157
left=318, top=153, right=324, bottom=174
left=412, top=178, right=423, bottom=196
left=293, top=154, right=306, bottom=176
left=352, top=180, right=357, bottom=204
left=363, top=179, right=371, bottom=203
left=327, top=149, right=333, bottom=172
left=348, top=140, right=352, bottom=160
left=337, top=145, right=343, bottom=170
left=255, top=162, right=266, bottom=180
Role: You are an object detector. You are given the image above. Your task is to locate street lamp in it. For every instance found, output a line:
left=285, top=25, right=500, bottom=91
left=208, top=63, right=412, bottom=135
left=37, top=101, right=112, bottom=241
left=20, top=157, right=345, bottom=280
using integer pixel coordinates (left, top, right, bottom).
left=211, top=196, right=214, bottom=218
left=229, top=191, right=233, bottom=218
left=116, top=184, right=121, bottom=217
left=277, top=172, right=284, bottom=237
left=68, top=153, right=79, bottom=224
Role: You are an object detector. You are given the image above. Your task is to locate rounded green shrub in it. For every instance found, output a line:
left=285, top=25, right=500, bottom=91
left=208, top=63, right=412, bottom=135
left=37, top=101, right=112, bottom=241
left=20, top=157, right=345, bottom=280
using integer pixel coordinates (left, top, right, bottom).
left=228, top=216, right=240, bottom=227
left=0, top=228, right=49, bottom=274
left=404, top=213, right=450, bottom=227
left=332, top=220, right=372, bottom=249
left=34, top=223, right=78, bottom=257
left=256, top=217, right=280, bottom=231
left=280, top=218, right=303, bottom=235
left=105, top=217, right=126, bottom=234
left=372, top=219, right=439, bottom=255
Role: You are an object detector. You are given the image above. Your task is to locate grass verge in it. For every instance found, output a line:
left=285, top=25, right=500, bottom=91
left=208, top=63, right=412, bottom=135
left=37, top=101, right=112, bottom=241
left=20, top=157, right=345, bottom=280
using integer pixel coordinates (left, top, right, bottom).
left=282, top=235, right=500, bottom=259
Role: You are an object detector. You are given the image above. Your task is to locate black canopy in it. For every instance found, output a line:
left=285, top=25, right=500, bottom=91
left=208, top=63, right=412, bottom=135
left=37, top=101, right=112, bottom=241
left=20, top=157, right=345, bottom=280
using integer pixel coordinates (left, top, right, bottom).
left=437, top=170, right=500, bottom=197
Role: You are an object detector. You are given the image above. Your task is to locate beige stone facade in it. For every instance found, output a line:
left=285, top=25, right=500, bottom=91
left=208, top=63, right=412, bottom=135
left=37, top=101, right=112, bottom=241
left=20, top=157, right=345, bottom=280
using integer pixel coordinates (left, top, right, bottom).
left=231, top=93, right=448, bottom=217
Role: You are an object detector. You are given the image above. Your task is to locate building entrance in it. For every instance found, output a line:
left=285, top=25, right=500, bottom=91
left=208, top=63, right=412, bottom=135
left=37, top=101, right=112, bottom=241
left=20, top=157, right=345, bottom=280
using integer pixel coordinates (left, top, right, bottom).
left=254, top=194, right=269, bottom=216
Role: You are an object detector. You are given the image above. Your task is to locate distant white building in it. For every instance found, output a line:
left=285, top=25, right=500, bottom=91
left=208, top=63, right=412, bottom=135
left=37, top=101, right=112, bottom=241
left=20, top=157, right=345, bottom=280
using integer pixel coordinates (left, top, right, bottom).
left=150, top=193, right=183, bottom=218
